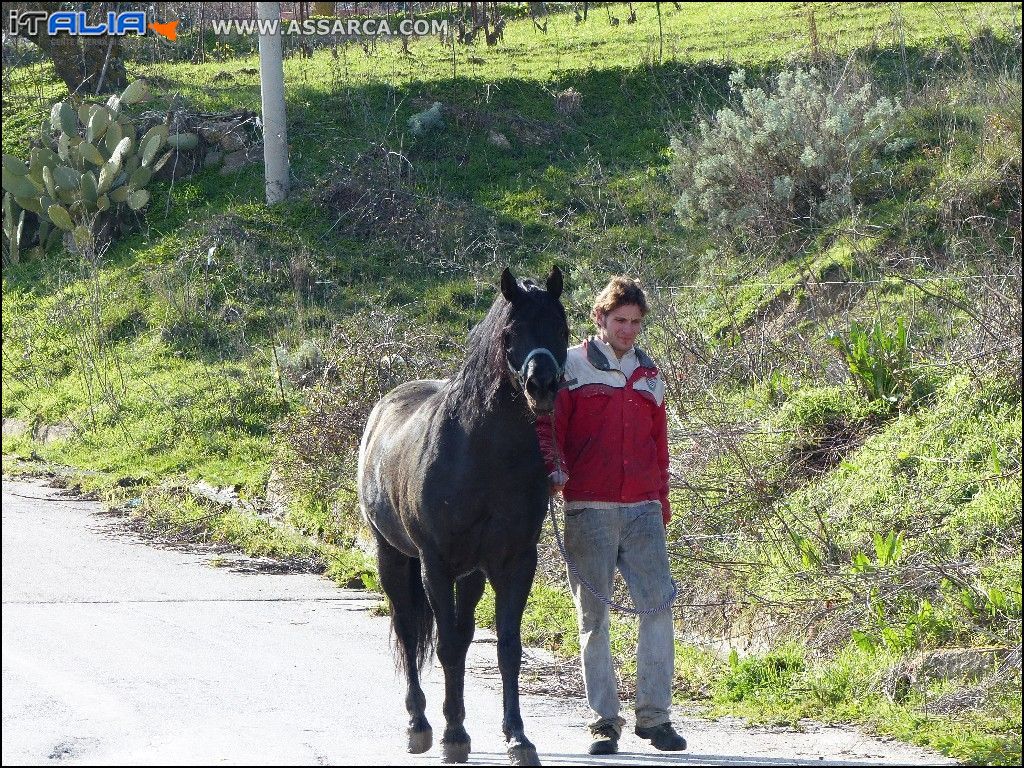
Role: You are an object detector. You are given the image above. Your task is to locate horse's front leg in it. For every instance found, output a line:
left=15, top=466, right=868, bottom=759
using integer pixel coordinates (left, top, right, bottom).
left=420, top=556, right=480, bottom=763
left=492, top=550, right=541, bottom=766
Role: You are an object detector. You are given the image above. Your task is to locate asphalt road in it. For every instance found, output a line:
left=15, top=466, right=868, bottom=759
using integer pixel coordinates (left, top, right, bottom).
left=1, top=477, right=955, bottom=766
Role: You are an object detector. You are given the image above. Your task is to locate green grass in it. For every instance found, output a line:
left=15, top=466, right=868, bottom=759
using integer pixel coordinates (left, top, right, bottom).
left=688, top=641, right=1022, bottom=765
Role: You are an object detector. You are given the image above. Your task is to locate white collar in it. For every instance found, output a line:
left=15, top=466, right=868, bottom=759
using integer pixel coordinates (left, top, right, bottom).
left=592, top=336, right=635, bottom=365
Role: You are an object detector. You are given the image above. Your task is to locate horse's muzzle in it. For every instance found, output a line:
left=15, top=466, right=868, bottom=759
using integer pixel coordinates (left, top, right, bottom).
left=524, top=371, right=559, bottom=415
left=527, top=397, right=556, bottom=416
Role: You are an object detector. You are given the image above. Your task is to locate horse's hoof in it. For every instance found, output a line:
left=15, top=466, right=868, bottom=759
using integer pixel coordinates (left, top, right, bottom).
left=441, top=737, right=471, bottom=763
left=508, top=744, right=541, bottom=766
left=407, top=727, right=433, bottom=754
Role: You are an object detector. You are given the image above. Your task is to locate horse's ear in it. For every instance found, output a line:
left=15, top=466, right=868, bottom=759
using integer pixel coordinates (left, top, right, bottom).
left=546, top=265, right=563, bottom=299
left=501, top=267, right=523, bottom=304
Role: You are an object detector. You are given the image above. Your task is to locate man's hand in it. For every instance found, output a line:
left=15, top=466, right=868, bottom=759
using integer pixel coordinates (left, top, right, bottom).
left=548, top=470, right=568, bottom=496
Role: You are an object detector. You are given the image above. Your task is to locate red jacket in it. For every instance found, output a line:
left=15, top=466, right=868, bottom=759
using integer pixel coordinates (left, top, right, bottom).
left=537, top=338, right=672, bottom=523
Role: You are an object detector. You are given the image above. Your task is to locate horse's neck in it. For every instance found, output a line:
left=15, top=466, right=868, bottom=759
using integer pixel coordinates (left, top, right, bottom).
left=456, top=381, right=535, bottom=446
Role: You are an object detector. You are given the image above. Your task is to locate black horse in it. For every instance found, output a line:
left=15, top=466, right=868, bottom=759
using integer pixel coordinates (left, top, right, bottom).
left=357, top=266, right=568, bottom=766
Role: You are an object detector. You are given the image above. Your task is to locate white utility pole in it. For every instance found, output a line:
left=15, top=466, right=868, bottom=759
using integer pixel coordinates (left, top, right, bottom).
left=257, top=2, right=289, bottom=204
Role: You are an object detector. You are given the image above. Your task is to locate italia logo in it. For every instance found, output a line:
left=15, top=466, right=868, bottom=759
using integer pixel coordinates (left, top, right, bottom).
left=6, top=10, right=179, bottom=40
left=149, top=20, right=179, bottom=41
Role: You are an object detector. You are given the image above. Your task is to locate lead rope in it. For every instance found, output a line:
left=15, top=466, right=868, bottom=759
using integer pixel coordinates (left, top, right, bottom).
left=545, top=414, right=677, bottom=616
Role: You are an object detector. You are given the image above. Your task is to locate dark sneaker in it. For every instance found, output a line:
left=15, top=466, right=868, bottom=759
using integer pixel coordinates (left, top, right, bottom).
left=635, top=722, right=687, bottom=751
left=588, top=724, right=620, bottom=755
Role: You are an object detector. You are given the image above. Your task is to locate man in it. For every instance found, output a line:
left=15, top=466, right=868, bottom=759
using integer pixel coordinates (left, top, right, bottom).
left=536, top=276, right=686, bottom=756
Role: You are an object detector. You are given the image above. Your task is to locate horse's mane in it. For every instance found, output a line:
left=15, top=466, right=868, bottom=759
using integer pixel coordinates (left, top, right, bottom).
left=443, top=280, right=542, bottom=419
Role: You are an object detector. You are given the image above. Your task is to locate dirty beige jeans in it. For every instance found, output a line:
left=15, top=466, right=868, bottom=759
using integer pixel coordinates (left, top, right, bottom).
left=563, top=501, right=675, bottom=735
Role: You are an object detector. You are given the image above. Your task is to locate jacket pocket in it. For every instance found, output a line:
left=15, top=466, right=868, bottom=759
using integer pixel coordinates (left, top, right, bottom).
left=575, top=386, right=614, bottom=420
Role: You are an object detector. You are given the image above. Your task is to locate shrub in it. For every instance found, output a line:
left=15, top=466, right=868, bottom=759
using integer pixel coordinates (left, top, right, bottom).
left=827, top=318, right=925, bottom=410
left=274, top=306, right=460, bottom=505
left=670, top=68, right=901, bottom=247
left=272, top=339, right=326, bottom=388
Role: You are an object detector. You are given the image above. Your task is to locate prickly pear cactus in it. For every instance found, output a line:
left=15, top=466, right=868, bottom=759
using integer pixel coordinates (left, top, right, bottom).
left=2, top=79, right=199, bottom=261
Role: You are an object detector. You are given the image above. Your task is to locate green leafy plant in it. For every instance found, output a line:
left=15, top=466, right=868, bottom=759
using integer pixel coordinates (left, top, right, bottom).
left=827, top=318, right=918, bottom=409
left=1, top=189, right=37, bottom=266
left=873, top=529, right=904, bottom=567
left=716, top=645, right=806, bottom=704
left=790, top=531, right=823, bottom=569
left=2, top=79, right=197, bottom=261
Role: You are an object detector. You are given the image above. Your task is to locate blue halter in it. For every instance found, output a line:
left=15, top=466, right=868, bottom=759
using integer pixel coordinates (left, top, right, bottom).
left=510, top=347, right=563, bottom=384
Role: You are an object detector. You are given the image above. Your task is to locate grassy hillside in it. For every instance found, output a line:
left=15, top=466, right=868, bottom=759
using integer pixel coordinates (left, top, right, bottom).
left=3, top=3, right=1021, bottom=763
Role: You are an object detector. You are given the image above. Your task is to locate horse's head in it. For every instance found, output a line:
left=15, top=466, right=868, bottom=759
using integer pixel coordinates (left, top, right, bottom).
left=500, top=265, right=569, bottom=416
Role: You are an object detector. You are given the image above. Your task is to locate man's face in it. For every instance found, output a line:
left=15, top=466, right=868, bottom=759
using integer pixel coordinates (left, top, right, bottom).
left=595, top=303, right=643, bottom=356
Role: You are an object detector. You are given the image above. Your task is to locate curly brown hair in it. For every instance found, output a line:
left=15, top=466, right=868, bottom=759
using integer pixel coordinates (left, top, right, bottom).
left=591, top=276, right=649, bottom=320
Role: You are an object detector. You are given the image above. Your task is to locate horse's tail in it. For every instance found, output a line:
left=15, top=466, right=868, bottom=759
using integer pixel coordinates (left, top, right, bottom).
left=377, top=531, right=436, bottom=676
left=403, top=556, right=436, bottom=675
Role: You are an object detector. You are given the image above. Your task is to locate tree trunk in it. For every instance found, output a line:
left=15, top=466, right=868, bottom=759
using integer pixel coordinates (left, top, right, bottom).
left=84, top=35, right=127, bottom=93
left=20, top=2, right=126, bottom=95
left=34, top=29, right=86, bottom=94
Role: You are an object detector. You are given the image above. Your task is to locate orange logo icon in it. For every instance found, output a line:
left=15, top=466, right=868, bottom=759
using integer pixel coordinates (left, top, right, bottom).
left=149, top=20, right=179, bottom=41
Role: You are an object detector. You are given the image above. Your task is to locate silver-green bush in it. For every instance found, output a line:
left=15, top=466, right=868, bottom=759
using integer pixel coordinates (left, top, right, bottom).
left=670, top=68, right=902, bottom=245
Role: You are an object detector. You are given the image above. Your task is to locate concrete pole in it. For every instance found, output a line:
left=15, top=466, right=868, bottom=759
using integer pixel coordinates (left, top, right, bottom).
left=257, top=2, right=289, bottom=204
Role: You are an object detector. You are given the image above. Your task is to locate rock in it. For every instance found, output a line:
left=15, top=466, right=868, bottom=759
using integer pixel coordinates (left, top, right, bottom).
left=264, top=467, right=288, bottom=523
left=2, top=418, right=30, bottom=437
left=33, top=421, right=76, bottom=443
left=152, top=146, right=204, bottom=181
left=188, top=480, right=237, bottom=508
left=218, top=128, right=248, bottom=152
left=220, top=146, right=262, bottom=175
left=204, top=149, right=224, bottom=168
left=197, top=123, right=225, bottom=143
left=487, top=130, right=512, bottom=149
left=197, top=120, right=253, bottom=152
left=554, top=87, right=582, bottom=116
